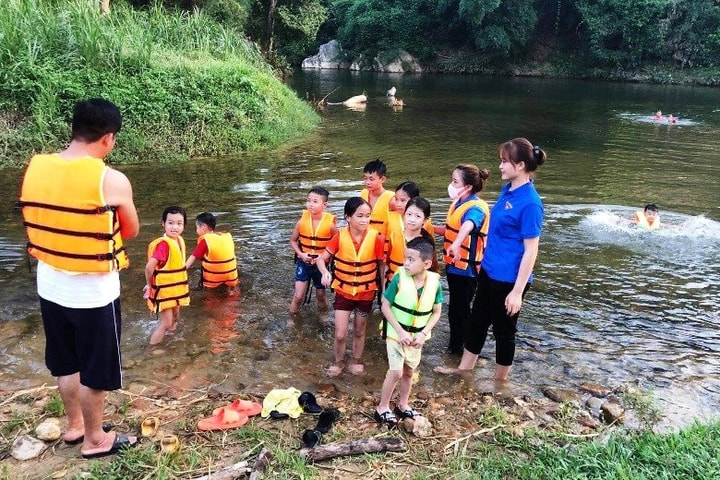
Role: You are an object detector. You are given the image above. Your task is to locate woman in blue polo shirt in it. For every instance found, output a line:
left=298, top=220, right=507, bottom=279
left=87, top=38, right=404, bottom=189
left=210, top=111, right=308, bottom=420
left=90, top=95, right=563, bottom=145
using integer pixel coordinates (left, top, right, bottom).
left=434, top=164, right=490, bottom=355
left=436, top=138, right=546, bottom=379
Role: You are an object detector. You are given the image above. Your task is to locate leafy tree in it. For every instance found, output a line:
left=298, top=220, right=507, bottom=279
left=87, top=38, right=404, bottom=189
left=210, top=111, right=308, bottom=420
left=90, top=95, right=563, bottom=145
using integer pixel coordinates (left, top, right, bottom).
left=663, top=0, right=720, bottom=68
left=575, top=0, right=669, bottom=68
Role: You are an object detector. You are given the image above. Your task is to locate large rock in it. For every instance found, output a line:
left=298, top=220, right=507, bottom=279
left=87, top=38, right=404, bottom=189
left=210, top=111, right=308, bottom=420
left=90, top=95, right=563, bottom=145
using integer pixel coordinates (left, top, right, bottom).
left=301, top=40, right=350, bottom=69
left=11, top=435, right=48, bottom=460
left=374, top=49, right=422, bottom=73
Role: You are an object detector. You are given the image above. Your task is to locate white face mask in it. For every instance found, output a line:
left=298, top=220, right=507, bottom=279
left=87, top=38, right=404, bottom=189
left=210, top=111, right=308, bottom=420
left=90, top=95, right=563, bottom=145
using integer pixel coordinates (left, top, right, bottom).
left=448, top=183, right=464, bottom=200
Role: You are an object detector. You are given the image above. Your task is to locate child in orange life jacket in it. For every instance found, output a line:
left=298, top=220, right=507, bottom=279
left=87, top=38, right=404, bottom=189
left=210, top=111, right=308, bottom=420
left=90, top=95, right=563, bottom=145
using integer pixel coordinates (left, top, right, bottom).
left=375, top=237, right=443, bottom=426
left=144, top=206, right=190, bottom=345
left=316, top=197, right=386, bottom=377
left=185, top=212, right=239, bottom=295
left=360, top=159, right=396, bottom=237
left=289, top=187, right=337, bottom=315
left=385, top=183, right=437, bottom=285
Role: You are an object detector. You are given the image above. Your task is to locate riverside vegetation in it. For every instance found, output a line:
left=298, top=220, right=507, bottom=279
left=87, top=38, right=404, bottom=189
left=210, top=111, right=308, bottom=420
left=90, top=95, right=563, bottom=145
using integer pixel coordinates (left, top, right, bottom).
left=0, top=0, right=319, bottom=168
left=1, top=382, right=719, bottom=479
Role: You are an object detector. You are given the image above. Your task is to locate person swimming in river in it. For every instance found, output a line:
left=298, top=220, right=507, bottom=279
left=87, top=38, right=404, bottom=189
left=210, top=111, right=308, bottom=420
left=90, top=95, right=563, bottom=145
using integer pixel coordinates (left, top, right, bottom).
left=654, top=110, right=664, bottom=121
left=667, top=114, right=677, bottom=124
left=628, top=204, right=661, bottom=230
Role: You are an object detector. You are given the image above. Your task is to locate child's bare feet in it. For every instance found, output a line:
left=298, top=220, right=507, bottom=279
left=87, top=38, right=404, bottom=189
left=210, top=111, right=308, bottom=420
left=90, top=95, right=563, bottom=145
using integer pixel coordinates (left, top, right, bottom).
left=326, top=362, right=344, bottom=377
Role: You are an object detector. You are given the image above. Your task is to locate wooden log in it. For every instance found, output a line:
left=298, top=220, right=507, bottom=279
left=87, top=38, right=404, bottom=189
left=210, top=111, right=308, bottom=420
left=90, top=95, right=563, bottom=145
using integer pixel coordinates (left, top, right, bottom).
left=188, top=460, right=250, bottom=480
left=248, top=448, right=273, bottom=480
left=300, top=437, right=407, bottom=463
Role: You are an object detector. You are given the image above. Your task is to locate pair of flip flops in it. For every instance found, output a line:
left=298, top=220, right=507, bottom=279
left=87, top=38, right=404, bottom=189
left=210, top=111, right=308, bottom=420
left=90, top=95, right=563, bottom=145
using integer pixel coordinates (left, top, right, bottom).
left=301, top=408, right=341, bottom=448
left=141, top=417, right=160, bottom=437
left=198, top=399, right=262, bottom=431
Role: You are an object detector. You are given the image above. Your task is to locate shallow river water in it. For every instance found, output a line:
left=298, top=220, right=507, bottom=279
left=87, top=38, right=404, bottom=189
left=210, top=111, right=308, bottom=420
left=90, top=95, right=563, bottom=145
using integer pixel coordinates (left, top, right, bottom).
left=1, top=72, right=719, bottom=430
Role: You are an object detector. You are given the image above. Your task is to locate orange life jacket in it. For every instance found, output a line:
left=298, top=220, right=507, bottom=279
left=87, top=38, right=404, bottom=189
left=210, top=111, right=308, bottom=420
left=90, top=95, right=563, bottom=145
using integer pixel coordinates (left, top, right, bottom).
left=385, top=211, right=405, bottom=283
left=361, top=189, right=394, bottom=235
left=18, top=154, right=128, bottom=272
left=332, top=228, right=380, bottom=297
left=200, top=232, right=239, bottom=288
left=147, top=236, right=190, bottom=313
left=297, top=210, right=335, bottom=259
left=634, top=211, right=661, bottom=230
left=443, top=198, right=489, bottom=271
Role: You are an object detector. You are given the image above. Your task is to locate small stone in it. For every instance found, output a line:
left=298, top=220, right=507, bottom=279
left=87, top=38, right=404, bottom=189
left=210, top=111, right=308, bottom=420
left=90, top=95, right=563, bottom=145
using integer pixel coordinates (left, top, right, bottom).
left=579, top=382, right=612, bottom=397
left=586, top=396, right=604, bottom=411
left=411, top=416, right=432, bottom=437
left=11, top=435, right=48, bottom=460
left=400, top=417, right=415, bottom=433
left=543, top=388, right=579, bottom=404
left=35, top=419, right=62, bottom=441
left=601, top=402, right=625, bottom=424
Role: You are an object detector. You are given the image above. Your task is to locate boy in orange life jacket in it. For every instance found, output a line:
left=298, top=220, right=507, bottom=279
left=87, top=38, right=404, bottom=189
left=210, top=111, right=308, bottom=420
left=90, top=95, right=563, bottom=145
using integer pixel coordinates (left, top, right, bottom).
left=185, top=212, right=239, bottom=295
left=289, top=187, right=337, bottom=315
left=376, top=237, right=442, bottom=427
left=144, top=206, right=190, bottom=345
left=360, top=159, right=396, bottom=237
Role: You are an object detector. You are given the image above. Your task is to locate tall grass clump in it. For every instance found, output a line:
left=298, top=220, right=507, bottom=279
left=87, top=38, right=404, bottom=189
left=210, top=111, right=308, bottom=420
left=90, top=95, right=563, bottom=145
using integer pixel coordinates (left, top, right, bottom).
left=0, top=0, right=319, bottom=167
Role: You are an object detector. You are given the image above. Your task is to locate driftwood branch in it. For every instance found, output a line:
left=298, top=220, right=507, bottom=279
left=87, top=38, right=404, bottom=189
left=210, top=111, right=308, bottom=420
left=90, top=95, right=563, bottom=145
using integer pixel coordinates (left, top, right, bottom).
left=300, top=437, right=407, bottom=463
left=188, top=461, right=250, bottom=480
left=248, top=448, right=273, bottom=480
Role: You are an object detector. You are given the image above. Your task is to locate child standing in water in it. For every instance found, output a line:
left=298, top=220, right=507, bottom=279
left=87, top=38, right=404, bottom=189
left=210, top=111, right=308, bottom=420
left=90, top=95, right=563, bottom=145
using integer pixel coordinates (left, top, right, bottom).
left=360, top=159, right=395, bottom=236
left=289, top=187, right=337, bottom=315
left=434, top=165, right=490, bottom=355
left=376, top=237, right=442, bottom=427
left=185, top=212, right=239, bottom=294
left=144, top=206, right=190, bottom=345
left=316, top=197, right=385, bottom=376
left=436, top=139, right=545, bottom=380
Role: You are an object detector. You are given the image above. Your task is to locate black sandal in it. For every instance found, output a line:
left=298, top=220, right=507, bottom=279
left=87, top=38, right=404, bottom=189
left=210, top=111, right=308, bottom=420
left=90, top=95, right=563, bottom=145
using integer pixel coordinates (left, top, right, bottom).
left=373, top=410, right=398, bottom=427
left=394, top=407, right=421, bottom=419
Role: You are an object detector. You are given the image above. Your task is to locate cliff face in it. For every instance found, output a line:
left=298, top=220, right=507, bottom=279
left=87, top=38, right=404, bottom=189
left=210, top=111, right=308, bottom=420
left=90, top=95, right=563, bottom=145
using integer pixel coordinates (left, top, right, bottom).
left=302, top=40, right=422, bottom=73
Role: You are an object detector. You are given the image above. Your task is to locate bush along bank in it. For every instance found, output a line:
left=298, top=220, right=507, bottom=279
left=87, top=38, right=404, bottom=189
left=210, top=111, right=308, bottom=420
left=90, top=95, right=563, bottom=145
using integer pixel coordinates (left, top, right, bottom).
left=0, top=0, right=319, bottom=168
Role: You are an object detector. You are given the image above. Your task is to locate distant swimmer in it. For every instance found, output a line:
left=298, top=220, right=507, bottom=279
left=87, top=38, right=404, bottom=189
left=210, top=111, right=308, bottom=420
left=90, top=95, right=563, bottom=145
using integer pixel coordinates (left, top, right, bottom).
left=654, top=110, right=664, bottom=121
left=387, top=86, right=396, bottom=97
left=632, top=204, right=661, bottom=230
left=667, top=114, right=677, bottom=124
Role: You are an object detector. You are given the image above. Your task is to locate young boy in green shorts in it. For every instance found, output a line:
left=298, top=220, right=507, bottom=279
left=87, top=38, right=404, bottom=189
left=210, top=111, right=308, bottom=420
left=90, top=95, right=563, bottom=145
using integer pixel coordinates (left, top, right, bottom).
left=375, top=237, right=443, bottom=426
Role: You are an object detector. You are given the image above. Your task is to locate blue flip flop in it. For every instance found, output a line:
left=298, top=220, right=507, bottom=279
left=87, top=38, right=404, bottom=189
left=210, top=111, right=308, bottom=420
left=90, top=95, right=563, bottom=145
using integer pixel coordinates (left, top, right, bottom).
left=81, top=433, right=137, bottom=459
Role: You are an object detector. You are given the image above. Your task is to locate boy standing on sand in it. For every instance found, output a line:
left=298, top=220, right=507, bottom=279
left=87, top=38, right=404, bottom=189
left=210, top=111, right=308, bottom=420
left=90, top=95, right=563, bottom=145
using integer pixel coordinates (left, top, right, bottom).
left=375, top=237, right=443, bottom=426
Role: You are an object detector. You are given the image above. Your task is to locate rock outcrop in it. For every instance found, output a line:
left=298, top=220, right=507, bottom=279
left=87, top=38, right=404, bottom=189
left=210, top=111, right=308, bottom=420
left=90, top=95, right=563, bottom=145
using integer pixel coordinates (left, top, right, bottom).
left=301, top=40, right=350, bottom=70
left=303, top=41, right=422, bottom=73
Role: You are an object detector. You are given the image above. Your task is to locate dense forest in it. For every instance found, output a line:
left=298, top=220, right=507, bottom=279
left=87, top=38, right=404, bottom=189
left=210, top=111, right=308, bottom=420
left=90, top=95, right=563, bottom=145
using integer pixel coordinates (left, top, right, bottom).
left=145, top=0, right=720, bottom=74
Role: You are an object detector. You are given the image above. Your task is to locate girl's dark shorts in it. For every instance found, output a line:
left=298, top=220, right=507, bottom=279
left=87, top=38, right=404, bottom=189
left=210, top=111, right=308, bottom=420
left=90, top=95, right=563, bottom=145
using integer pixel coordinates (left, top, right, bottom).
left=40, top=297, right=123, bottom=391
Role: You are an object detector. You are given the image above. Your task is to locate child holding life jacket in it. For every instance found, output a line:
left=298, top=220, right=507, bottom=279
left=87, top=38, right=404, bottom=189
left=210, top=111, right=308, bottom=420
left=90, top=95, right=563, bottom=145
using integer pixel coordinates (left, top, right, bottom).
left=144, top=206, right=190, bottom=345
left=185, top=212, right=239, bottom=294
left=289, top=187, right=337, bottom=315
left=316, top=197, right=386, bottom=377
left=375, top=237, right=443, bottom=427
left=385, top=183, right=437, bottom=285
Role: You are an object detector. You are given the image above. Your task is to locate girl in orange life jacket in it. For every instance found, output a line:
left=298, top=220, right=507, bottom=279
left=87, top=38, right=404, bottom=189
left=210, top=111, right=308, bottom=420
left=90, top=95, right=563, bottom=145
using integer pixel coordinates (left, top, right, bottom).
left=144, top=206, right=190, bottom=345
left=289, top=187, right=337, bottom=315
left=316, top=197, right=386, bottom=377
left=433, top=165, right=490, bottom=355
left=386, top=183, right=438, bottom=285
left=185, top=212, right=240, bottom=294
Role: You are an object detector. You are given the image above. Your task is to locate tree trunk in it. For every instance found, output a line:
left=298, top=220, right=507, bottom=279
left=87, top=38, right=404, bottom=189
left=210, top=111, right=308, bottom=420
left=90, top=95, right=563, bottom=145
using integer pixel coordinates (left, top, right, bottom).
left=300, top=437, right=407, bottom=463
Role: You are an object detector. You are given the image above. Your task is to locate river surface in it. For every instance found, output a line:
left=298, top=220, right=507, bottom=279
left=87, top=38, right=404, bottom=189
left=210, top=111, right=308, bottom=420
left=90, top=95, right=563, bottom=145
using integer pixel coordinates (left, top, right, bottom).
left=1, top=72, right=719, bottom=430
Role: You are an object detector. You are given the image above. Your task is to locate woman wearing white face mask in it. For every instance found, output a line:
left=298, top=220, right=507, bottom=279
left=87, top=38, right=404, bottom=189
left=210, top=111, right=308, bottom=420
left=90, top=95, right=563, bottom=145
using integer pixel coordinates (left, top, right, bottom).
left=433, top=164, right=490, bottom=354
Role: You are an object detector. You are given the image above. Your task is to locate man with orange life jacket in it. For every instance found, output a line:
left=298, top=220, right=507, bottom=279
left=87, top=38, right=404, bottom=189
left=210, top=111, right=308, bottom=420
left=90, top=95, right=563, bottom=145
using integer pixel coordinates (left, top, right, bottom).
left=434, top=164, right=491, bottom=355
left=289, top=187, right=337, bottom=315
left=18, top=98, right=140, bottom=458
left=185, top=212, right=239, bottom=294
left=144, top=206, right=190, bottom=345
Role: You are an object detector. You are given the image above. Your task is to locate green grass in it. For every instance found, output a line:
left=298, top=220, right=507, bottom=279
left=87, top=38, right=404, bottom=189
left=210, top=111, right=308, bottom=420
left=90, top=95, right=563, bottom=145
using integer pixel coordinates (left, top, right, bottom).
left=0, top=0, right=319, bottom=167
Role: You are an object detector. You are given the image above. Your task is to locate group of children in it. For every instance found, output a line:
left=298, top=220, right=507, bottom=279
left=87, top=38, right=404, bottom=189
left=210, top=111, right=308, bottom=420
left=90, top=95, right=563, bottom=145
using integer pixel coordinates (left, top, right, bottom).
left=143, top=208, right=239, bottom=345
